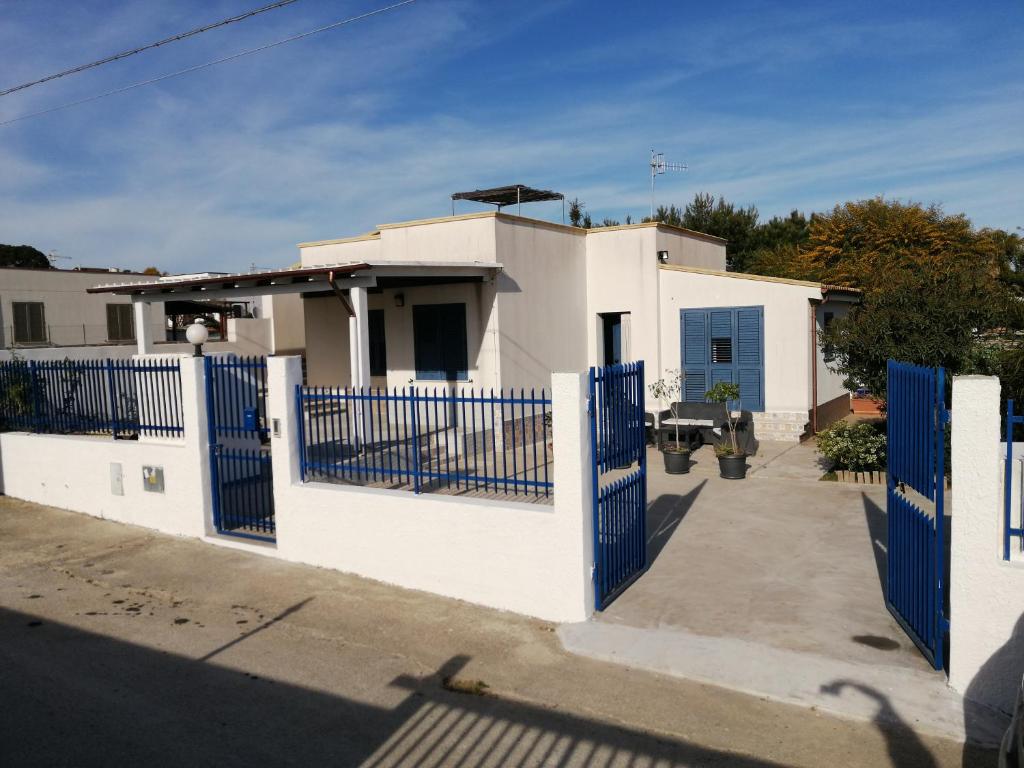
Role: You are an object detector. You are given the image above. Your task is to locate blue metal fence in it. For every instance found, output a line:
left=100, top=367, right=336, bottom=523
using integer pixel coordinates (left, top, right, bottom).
left=590, top=362, right=648, bottom=610
left=0, top=357, right=183, bottom=438
left=886, top=360, right=949, bottom=671
left=297, top=385, right=552, bottom=499
left=1003, top=400, right=1024, bottom=560
left=205, top=355, right=274, bottom=541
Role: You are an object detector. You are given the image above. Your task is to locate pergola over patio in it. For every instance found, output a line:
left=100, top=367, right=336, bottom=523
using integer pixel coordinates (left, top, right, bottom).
left=88, top=259, right=502, bottom=390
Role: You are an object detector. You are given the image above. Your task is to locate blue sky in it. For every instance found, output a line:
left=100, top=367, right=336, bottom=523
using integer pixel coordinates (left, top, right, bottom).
left=1, top=0, right=1021, bottom=273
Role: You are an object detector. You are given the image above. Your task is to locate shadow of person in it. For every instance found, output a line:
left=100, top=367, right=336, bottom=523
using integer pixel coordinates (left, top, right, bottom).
left=821, top=679, right=939, bottom=768
left=646, top=480, right=706, bottom=565
left=962, top=612, right=1024, bottom=766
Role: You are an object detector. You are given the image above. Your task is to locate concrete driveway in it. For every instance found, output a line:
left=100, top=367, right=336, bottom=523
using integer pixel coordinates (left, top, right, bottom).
left=560, top=441, right=1005, bottom=746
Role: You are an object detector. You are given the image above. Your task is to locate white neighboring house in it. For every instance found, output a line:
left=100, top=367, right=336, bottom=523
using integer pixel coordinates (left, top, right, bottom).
left=93, top=209, right=858, bottom=439
left=0, top=266, right=305, bottom=360
left=0, top=266, right=164, bottom=349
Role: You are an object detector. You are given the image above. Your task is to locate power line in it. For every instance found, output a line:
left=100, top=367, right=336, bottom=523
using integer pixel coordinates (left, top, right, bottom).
left=0, top=0, right=303, bottom=98
left=0, top=0, right=417, bottom=128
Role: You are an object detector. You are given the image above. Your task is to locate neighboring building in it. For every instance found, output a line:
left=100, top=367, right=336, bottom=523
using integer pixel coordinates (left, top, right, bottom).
left=0, top=266, right=163, bottom=349
left=92, top=208, right=858, bottom=439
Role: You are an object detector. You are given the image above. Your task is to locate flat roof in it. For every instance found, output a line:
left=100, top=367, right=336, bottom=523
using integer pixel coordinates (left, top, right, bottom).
left=87, top=260, right=502, bottom=298
left=658, top=264, right=860, bottom=297
left=298, top=210, right=729, bottom=247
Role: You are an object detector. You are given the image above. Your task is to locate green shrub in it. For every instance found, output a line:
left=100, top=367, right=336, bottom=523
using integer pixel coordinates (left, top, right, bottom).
left=816, top=421, right=886, bottom=471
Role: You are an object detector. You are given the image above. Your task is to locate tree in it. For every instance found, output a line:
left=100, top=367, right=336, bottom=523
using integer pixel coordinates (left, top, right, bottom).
left=814, top=198, right=1007, bottom=396
left=0, top=244, right=49, bottom=269
left=142, top=266, right=163, bottom=275
left=568, top=198, right=585, bottom=228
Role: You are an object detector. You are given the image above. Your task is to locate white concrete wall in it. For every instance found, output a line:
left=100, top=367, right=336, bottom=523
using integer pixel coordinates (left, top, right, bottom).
left=494, top=217, right=588, bottom=391
left=0, top=356, right=211, bottom=539
left=655, top=227, right=727, bottom=270
left=950, top=375, right=1024, bottom=717
left=264, top=293, right=306, bottom=355
left=0, top=267, right=164, bottom=348
left=657, top=268, right=818, bottom=414
left=267, top=356, right=594, bottom=622
left=0, top=339, right=269, bottom=363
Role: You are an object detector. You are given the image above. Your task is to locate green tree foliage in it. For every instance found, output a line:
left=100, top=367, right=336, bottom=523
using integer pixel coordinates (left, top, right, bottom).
left=0, top=244, right=49, bottom=269
left=812, top=198, right=1008, bottom=396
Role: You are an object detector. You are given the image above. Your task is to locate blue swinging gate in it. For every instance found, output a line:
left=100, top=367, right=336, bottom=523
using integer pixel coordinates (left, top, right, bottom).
left=589, top=362, right=648, bottom=610
left=886, top=360, right=950, bottom=670
left=205, top=356, right=275, bottom=541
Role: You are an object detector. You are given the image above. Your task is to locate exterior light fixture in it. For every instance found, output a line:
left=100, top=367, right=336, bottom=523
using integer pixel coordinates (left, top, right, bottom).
left=657, top=250, right=670, bottom=264
left=185, top=319, right=209, bottom=357
left=394, top=293, right=405, bottom=308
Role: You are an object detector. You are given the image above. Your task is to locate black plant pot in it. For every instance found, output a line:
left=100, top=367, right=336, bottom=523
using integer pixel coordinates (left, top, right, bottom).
left=717, top=453, right=748, bottom=479
left=662, top=448, right=691, bottom=475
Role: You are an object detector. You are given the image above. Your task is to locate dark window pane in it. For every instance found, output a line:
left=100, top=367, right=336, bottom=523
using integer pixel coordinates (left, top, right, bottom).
left=711, top=337, right=732, bottom=364
left=12, top=302, right=46, bottom=343
left=368, top=309, right=387, bottom=376
left=413, top=303, right=468, bottom=381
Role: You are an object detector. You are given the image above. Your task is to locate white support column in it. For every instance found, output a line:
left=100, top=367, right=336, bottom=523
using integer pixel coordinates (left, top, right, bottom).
left=178, top=355, right=213, bottom=538
left=350, top=286, right=372, bottom=444
left=551, top=371, right=595, bottom=619
left=133, top=299, right=154, bottom=355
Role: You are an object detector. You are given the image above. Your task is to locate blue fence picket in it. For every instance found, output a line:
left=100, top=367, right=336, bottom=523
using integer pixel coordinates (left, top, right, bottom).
left=296, top=384, right=553, bottom=499
left=589, top=361, right=647, bottom=611
left=886, top=359, right=948, bottom=671
left=0, top=357, right=182, bottom=438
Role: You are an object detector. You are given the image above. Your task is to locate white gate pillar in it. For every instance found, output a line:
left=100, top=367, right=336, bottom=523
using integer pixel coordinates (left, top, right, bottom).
left=133, top=299, right=155, bottom=354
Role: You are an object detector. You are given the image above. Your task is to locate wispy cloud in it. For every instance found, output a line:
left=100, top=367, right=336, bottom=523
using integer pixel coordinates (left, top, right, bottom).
left=0, top=0, right=1021, bottom=272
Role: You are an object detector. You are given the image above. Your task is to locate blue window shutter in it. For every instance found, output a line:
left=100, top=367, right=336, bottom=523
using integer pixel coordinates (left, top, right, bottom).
left=735, top=307, right=764, bottom=411
left=736, top=308, right=762, bottom=366
left=681, top=310, right=708, bottom=402
left=709, top=310, right=732, bottom=340
left=682, top=311, right=707, bottom=367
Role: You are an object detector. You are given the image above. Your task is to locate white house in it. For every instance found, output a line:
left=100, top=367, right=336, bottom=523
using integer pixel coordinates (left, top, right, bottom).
left=92, top=208, right=858, bottom=439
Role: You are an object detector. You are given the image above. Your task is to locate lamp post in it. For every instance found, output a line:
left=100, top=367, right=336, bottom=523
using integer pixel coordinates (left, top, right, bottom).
left=185, top=319, right=209, bottom=357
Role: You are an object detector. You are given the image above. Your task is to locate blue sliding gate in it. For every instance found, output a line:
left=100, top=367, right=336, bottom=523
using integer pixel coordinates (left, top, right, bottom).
left=205, top=355, right=275, bottom=541
left=589, top=362, right=647, bottom=610
left=886, top=360, right=950, bottom=670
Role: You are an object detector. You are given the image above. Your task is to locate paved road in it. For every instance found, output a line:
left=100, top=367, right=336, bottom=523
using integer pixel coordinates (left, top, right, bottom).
left=0, top=497, right=992, bottom=767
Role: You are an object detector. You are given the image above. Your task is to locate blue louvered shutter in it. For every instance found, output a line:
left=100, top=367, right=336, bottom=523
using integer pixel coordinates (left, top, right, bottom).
left=735, top=307, right=764, bottom=411
left=681, top=310, right=707, bottom=402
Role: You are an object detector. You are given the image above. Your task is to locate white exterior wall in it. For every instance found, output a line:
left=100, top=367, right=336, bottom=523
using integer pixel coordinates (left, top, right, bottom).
left=950, top=375, right=1024, bottom=716
left=0, top=267, right=164, bottom=348
left=267, top=357, right=594, bottom=622
left=655, top=228, right=727, bottom=270
left=493, top=218, right=588, bottom=391
left=0, top=356, right=210, bottom=539
left=584, top=227, right=660, bottom=376
left=657, top=268, right=818, bottom=414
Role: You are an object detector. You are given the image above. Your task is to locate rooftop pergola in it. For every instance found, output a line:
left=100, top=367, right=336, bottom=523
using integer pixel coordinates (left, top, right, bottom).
left=451, top=184, right=564, bottom=218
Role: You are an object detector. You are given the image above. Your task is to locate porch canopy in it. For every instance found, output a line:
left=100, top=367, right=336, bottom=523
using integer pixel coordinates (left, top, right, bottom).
left=88, top=259, right=502, bottom=389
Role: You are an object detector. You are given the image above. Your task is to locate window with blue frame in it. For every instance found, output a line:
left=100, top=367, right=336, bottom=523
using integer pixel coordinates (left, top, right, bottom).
left=413, top=303, right=468, bottom=381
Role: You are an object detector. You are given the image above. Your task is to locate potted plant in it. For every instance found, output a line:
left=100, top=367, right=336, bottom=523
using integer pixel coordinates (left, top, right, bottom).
left=705, top=381, right=747, bottom=479
left=649, top=370, right=690, bottom=474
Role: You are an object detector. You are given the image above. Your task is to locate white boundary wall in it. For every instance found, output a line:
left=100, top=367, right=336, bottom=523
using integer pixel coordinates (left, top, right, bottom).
left=267, top=356, right=595, bottom=622
left=0, top=356, right=211, bottom=539
left=0, top=353, right=596, bottom=623
left=950, top=375, right=1024, bottom=716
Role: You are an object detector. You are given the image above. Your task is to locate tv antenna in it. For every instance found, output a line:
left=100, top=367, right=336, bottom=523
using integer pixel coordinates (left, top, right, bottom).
left=649, top=149, right=687, bottom=218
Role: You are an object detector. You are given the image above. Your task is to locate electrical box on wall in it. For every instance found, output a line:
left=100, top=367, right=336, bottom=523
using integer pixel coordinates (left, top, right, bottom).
left=142, top=466, right=164, bottom=493
left=110, top=463, right=124, bottom=496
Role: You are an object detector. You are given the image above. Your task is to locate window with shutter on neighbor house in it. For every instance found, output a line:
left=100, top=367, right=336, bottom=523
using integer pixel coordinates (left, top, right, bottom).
left=12, top=302, right=46, bottom=344
left=106, top=304, right=135, bottom=342
left=413, top=303, right=468, bottom=381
